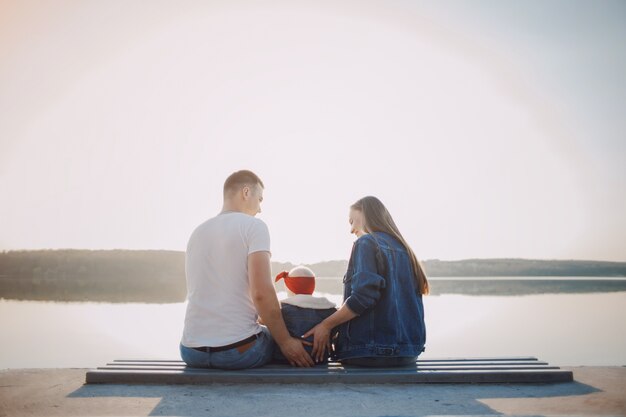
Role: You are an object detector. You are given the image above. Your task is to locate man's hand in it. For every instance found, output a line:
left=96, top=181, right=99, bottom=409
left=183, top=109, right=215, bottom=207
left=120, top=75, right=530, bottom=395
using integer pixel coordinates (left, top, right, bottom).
left=278, top=337, right=314, bottom=368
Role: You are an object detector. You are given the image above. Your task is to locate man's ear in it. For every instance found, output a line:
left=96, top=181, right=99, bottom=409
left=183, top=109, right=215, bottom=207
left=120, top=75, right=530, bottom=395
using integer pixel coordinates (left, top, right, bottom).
left=242, top=186, right=250, bottom=199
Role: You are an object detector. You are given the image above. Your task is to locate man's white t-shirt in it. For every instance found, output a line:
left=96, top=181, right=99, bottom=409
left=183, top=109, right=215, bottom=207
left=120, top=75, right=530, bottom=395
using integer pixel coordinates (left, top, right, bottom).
left=181, top=212, right=271, bottom=347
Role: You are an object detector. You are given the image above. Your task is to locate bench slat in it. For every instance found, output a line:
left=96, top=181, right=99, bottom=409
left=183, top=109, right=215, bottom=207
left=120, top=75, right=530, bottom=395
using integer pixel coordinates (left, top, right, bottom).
left=86, top=367, right=573, bottom=384
left=111, top=356, right=539, bottom=364
left=106, top=360, right=548, bottom=368
left=99, top=365, right=560, bottom=372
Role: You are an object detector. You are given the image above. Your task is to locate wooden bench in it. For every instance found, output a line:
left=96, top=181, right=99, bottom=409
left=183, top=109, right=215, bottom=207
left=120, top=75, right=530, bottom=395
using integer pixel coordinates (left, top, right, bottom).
left=86, top=356, right=573, bottom=384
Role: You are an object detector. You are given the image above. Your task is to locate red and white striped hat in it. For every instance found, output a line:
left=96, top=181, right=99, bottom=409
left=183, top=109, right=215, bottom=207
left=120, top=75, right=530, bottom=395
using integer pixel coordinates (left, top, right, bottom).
left=275, top=265, right=316, bottom=295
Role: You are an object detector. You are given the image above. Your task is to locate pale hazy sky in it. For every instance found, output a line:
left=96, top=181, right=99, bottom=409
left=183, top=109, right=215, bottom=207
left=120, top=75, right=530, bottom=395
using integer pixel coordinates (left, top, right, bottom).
left=1, top=0, right=624, bottom=263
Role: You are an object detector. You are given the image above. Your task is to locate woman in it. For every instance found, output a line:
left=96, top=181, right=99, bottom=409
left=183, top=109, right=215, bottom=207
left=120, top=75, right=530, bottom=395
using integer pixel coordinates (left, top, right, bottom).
left=303, top=196, right=428, bottom=367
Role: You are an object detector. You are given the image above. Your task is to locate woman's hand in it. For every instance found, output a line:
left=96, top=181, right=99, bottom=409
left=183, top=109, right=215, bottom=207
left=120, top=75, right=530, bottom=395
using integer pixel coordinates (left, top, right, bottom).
left=302, top=322, right=332, bottom=363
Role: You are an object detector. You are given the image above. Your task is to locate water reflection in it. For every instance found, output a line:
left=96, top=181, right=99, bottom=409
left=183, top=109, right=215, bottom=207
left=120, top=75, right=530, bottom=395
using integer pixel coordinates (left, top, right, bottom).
left=1, top=290, right=625, bottom=369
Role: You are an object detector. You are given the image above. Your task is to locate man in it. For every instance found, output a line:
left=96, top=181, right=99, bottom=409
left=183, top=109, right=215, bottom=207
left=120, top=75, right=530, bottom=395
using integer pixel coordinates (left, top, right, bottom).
left=180, top=170, right=314, bottom=369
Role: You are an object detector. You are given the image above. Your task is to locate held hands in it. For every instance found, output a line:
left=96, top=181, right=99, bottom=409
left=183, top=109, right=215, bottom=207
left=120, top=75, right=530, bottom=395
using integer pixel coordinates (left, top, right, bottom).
left=279, top=336, right=315, bottom=367
left=302, top=322, right=332, bottom=363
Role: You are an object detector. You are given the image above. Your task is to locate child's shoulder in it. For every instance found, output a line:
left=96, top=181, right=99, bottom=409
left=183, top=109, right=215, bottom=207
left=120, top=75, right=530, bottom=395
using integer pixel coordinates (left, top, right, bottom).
left=281, top=294, right=337, bottom=310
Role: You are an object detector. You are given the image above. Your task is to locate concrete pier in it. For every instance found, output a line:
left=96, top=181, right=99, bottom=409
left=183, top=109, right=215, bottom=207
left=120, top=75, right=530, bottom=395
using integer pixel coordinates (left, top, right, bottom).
left=1, top=366, right=624, bottom=416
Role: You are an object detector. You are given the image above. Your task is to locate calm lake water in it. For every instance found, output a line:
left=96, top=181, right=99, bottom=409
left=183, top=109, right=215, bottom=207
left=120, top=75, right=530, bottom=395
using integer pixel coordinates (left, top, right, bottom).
left=1, top=278, right=625, bottom=369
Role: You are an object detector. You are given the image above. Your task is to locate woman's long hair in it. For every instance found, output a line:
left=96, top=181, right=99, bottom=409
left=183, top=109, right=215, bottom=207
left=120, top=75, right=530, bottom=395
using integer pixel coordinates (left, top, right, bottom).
left=351, top=196, right=429, bottom=295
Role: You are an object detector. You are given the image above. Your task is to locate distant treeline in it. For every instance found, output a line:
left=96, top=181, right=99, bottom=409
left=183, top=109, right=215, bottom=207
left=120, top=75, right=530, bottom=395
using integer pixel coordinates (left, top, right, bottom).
left=421, top=258, right=626, bottom=277
left=282, top=258, right=626, bottom=278
left=0, top=250, right=624, bottom=303
left=0, top=250, right=186, bottom=303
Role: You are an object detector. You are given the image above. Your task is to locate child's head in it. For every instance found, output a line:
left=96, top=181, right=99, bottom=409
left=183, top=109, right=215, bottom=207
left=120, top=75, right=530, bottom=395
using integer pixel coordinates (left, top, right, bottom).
left=275, top=265, right=316, bottom=296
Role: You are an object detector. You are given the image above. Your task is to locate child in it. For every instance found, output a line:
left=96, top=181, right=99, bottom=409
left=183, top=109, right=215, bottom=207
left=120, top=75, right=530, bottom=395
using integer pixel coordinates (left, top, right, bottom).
left=272, top=265, right=337, bottom=364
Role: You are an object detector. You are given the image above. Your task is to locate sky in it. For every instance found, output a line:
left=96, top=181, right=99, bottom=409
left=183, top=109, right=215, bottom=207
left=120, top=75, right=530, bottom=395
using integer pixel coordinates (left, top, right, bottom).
left=1, top=0, right=624, bottom=263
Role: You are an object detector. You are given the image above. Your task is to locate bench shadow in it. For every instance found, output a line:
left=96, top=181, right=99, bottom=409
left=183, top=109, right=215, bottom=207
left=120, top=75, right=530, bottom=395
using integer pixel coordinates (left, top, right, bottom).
left=68, top=371, right=601, bottom=417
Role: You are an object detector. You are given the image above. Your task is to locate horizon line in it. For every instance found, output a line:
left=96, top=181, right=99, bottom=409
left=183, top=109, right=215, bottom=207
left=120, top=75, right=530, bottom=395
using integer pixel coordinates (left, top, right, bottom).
left=1, top=248, right=625, bottom=264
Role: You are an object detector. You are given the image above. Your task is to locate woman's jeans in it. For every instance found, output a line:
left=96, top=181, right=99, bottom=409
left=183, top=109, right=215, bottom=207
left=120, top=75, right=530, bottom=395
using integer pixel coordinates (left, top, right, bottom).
left=180, top=326, right=274, bottom=370
left=341, top=356, right=417, bottom=367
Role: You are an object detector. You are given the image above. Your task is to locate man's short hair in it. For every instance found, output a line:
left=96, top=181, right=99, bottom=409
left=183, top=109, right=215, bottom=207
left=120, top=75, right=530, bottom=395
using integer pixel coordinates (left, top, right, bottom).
left=223, top=170, right=265, bottom=196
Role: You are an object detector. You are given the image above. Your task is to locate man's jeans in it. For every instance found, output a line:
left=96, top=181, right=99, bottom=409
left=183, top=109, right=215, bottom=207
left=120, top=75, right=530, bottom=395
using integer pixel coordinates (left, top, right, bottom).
left=180, top=326, right=274, bottom=370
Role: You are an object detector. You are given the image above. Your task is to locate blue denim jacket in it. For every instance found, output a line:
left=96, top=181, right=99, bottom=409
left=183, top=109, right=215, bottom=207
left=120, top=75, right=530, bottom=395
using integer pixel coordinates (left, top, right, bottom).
left=332, top=232, right=426, bottom=361
left=272, top=303, right=338, bottom=363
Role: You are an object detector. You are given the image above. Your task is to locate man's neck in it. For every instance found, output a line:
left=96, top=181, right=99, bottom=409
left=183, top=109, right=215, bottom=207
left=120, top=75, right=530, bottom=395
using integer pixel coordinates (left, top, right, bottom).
left=220, top=203, right=244, bottom=215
